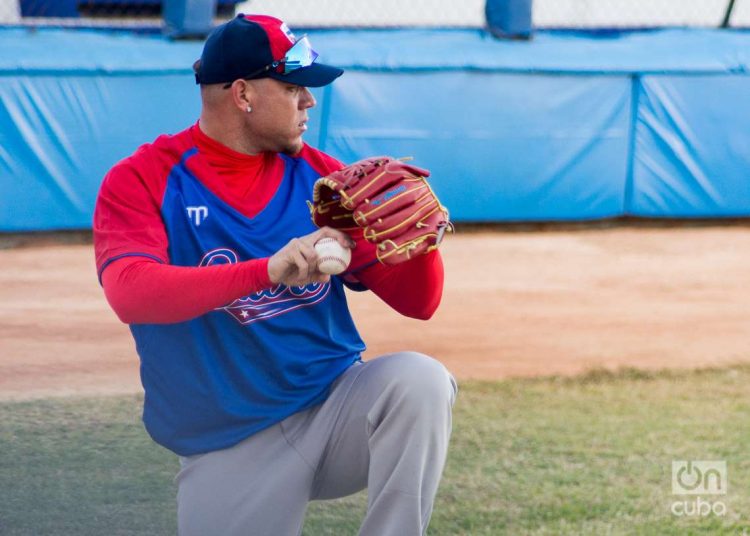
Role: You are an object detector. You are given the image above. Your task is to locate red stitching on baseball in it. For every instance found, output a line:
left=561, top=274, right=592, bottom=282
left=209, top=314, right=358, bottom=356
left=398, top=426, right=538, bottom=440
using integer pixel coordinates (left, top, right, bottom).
left=319, top=256, right=348, bottom=269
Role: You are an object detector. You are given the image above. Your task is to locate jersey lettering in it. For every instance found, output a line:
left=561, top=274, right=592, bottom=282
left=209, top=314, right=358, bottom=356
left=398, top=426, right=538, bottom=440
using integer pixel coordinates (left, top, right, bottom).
left=199, top=248, right=330, bottom=325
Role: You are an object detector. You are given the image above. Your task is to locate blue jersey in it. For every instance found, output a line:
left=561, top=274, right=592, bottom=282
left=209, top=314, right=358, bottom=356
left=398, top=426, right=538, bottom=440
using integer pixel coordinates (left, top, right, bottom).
left=100, top=131, right=365, bottom=456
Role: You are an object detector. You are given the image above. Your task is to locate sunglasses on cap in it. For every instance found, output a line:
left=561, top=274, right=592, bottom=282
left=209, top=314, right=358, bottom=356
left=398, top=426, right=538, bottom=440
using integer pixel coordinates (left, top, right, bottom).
left=222, top=35, right=319, bottom=89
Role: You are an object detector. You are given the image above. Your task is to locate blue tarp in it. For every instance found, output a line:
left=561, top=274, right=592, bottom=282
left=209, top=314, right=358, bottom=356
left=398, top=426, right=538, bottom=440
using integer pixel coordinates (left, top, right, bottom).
left=322, top=72, right=631, bottom=220
left=1, top=27, right=749, bottom=229
left=632, top=75, right=750, bottom=217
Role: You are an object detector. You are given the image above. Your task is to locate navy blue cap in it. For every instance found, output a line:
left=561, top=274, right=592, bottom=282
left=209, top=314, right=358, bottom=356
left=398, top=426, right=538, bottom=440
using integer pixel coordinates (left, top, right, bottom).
left=194, top=14, right=343, bottom=87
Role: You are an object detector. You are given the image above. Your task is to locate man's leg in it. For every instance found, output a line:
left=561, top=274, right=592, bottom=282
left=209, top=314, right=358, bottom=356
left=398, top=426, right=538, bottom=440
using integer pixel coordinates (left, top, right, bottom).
left=175, top=421, right=315, bottom=536
left=283, top=352, right=457, bottom=536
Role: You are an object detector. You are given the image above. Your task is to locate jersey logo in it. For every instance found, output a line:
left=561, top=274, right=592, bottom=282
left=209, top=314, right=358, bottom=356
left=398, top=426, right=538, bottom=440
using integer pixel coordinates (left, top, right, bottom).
left=186, top=206, right=208, bottom=226
left=199, top=248, right=330, bottom=325
left=280, top=22, right=295, bottom=43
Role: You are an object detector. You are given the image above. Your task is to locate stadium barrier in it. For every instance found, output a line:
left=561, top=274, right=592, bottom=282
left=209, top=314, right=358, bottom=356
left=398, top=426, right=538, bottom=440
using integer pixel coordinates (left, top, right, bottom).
left=0, top=27, right=749, bottom=230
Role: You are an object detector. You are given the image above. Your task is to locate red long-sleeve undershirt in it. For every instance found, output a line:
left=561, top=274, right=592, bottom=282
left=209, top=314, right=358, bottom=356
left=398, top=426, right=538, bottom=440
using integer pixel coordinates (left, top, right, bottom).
left=100, top=126, right=444, bottom=325
left=102, top=245, right=443, bottom=325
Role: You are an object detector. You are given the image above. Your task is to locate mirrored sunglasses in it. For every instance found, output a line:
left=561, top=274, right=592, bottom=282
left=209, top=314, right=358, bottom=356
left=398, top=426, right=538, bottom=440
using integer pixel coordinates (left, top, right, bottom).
left=223, top=35, right=319, bottom=89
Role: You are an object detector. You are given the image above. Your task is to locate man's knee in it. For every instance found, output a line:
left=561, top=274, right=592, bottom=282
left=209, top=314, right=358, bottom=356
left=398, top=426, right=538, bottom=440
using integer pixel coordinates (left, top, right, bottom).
left=379, top=352, right=457, bottom=412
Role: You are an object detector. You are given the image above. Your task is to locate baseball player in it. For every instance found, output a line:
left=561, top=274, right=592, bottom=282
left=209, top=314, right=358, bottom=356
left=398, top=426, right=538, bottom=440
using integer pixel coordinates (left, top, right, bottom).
left=94, top=14, right=456, bottom=536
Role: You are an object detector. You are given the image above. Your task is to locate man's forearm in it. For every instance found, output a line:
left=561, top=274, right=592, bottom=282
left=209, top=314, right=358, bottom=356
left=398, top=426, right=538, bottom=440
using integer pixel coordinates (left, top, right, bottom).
left=354, top=249, right=444, bottom=320
left=101, top=256, right=272, bottom=324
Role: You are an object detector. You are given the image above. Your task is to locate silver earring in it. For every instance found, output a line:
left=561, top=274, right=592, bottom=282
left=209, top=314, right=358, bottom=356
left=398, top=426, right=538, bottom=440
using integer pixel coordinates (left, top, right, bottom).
left=246, top=105, right=252, bottom=113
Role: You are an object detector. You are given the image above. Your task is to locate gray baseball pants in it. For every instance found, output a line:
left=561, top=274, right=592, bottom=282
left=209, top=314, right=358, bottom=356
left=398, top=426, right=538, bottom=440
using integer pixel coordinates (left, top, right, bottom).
left=175, top=351, right=457, bottom=536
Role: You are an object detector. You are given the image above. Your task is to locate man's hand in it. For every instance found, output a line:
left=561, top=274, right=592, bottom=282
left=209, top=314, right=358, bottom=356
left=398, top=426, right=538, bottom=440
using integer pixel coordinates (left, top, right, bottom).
left=267, top=227, right=356, bottom=287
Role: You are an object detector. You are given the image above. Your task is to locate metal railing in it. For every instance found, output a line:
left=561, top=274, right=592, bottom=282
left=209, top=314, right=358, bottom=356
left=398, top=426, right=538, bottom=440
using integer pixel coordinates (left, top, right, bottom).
left=0, top=0, right=747, bottom=29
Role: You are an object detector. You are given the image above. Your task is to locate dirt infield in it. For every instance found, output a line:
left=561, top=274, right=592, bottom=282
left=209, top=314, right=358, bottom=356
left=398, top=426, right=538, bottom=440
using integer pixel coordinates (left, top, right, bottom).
left=1, top=226, right=749, bottom=400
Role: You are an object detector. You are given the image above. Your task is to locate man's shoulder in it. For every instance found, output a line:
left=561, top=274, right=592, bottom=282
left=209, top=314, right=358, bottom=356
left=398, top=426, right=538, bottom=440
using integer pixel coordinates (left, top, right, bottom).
left=123, top=128, right=195, bottom=171
left=101, top=127, right=195, bottom=198
left=296, top=144, right=345, bottom=177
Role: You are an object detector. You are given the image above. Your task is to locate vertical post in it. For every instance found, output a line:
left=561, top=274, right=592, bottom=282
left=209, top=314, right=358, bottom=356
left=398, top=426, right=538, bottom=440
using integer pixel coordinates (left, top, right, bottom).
left=485, top=0, right=533, bottom=40
left=721, top=0, right=736, bottom=28
left=163, top=0, right=218, bottom=39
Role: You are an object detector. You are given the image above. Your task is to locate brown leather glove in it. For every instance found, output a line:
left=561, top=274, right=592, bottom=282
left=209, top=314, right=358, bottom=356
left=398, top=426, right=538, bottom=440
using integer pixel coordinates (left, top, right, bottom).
left=309, top=156, right=452, bottom=265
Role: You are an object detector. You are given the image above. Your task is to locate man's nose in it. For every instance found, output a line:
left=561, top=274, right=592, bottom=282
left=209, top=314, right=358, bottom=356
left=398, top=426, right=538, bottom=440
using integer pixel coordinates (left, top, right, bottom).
left=300, top=87, right=316, bottom=109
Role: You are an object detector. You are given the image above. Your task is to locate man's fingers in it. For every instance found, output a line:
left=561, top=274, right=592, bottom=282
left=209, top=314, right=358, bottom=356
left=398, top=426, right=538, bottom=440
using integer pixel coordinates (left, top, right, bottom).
left=281, top=239, right=309, bottom=283
left=271, top=232, right=355, bottom=286
left=298, top=240, right=319, bottom=266
left=298, top=240, right=327, bottom=283
left=314, top=273, right=331, bottom=284
left=313, top=226, right=356, bottom=249
left=291, top=247, right=309, bottom=282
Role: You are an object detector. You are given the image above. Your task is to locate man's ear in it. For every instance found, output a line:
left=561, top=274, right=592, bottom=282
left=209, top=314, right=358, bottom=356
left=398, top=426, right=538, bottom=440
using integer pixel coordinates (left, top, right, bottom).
left=230, top=80, right=256, bottom=113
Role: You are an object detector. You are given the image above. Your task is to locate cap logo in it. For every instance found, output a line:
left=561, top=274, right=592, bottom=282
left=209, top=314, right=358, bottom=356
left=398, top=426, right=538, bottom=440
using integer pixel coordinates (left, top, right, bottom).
left=280, top=22, right=295, bottom=44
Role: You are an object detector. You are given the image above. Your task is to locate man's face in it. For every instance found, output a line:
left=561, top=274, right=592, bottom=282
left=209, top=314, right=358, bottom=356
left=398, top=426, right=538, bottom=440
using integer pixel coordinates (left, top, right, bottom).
left=244, top=78, right=316, bottom=155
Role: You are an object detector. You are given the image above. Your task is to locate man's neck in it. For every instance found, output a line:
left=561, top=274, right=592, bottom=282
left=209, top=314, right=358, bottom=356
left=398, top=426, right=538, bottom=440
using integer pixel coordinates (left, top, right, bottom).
left=198, top=114, right=262, bottom=156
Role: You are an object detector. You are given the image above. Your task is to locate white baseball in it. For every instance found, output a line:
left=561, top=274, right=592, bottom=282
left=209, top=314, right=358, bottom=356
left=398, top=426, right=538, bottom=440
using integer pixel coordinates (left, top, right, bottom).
left=314, top=237, right=351, bottom=275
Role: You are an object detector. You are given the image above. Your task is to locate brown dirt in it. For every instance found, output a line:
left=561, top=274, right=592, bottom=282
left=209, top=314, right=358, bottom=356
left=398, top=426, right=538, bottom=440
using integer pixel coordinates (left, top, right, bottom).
left=1, top=227, right=749, bottom=401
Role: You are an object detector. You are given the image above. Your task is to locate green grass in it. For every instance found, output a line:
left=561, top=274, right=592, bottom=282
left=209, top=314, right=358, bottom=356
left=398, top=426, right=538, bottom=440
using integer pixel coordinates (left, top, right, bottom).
left=2, top=366, right=750, bottom=535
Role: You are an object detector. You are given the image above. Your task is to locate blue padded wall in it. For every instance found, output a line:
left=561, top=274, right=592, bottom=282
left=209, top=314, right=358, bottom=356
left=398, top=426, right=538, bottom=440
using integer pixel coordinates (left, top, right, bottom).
left=324, top=72, right=631, bottom=221
left=0, top=74, right=199, bottom=230
left=1, top=27, right=750, bottom=230
left=632, top=75, right=750, bottom=217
